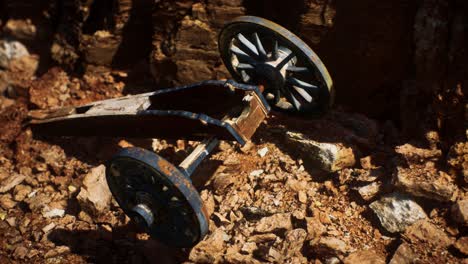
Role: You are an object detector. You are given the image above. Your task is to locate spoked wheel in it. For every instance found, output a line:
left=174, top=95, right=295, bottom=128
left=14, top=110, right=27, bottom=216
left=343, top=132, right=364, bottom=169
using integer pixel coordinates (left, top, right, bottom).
left=106, top=148, right=209, bottom=248
left=219, top=16, right=334, bottom=115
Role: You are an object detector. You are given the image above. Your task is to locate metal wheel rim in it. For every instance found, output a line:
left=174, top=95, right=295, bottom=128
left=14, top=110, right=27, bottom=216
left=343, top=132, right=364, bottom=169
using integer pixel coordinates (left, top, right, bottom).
left=106, top=147, right=209, bottom=248
left=219, top=16, right=334, bottom=115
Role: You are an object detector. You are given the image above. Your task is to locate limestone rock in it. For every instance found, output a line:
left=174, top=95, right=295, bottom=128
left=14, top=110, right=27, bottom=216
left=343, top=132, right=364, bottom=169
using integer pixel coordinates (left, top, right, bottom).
left=369, top=193, right=427, bottom=233
left=0, top=173, right=26, bottom=193
left=343, top=249, right=386, bottom=264
left=42, top=208, right=65, bottom=218
left=255, top=213, right=292, bottom=233
left=404, top=220, right=452, bottom=248
left=77, top=165, right=112, bottom=217
left=0, top=40, right=29, bottom=69
left=286, top=131, right=355, bottom=172
left=451, top=199, right=468, bottom=225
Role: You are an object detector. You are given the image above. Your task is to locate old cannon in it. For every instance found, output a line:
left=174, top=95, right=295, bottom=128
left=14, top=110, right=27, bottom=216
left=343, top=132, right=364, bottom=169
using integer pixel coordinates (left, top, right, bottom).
left=28, top=16, right=333, bottom=247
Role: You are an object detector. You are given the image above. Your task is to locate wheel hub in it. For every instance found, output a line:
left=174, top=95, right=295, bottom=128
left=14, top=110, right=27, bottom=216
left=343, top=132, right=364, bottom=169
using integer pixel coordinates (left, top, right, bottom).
left=219, top=16, right=334, bottom=115
left=106, top=148, right=209, bottom=248
left=251, top=63, right=285, bottom=92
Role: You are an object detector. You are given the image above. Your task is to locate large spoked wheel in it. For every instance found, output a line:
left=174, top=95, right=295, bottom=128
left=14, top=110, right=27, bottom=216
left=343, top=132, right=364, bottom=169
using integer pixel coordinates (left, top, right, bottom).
left=106, top=148, right=209, bottom=248
left=219, top=16, right=334, bottom=115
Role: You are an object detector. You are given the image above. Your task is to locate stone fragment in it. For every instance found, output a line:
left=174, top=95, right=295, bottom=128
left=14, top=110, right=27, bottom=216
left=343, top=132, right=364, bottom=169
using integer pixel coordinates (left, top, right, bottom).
left=200, top=190, right=215, bottom=217
left=27, top=249, right=39, bottom=259
left=306, top=216, right=326, bottom=241
left=0, top=193, right=17, bottom=209
left=13, top=184, right=31, bottom=202
left=0, top=40, right=29, bottom=69
left=393, top=144, right=458, bottom=202
left=240, top=242, right=257, bottom=254
left=360, top=156, right=374, bottom=170
left=389, top=243, right=418, bottom=264
left=454, top=236, right=468, bottom=255
left=310, top=236, right=350, bottom=257
left=325, top=257, right=341, bottom=264
left=42, top=222, right=56, bottom=233
left=6, top=216, right=16, bottom=227
left=369, top=193, right=427, bottom=233
left=42, top=208, right=65, bottom=218
left=343, top=249, right=385, bottom=264
left=4, top=19, right=37, bottom=40
left=357, top=181, right=381, bottom=201
left=78, top=211, right=93, bottom=223
left=267, top=247, right=282, bottom=262
left=44, top=246, right=70, bottom=258
left=258, top=147, right=269, bottom=157
left=404, top=220, right=452, bottom=248
left=225, top=249, right=261, bottom=264
left=394, top=166, right=458, bottom=202
left=240, top=206, right=273, bottom=220
left=247, top=233, right=277, bottom=243
left=0, top=173, right=26, bottom=193
left=452, top=199, right=468, bottom=225
left=77, top=165, right=112, bottom=217
left=298, top=191, right=307, bottom=203
left=25, top=193, right=51, bottom=212
left=189, top=228, right=226, bottom=263
left=255, top=213, right=292, bottom=233
left=447, top=142, right=468, bottom=183
left=249, top=169, right=264, bottom=177
left=395, top=144, right=441, bottom=161
left=286, top=131, right=355, bottom=172
left=281, top=229, right=307, bottom=256
left=212, top=172, right=235, bottom=194
left=13, top=246, right=28, bottom=259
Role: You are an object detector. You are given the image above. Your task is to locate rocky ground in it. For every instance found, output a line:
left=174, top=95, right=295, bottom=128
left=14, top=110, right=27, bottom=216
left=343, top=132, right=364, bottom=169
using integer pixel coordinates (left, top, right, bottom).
left=1, top=1, right=468, bottom=263
left=0, top=48, right=467, bottom=263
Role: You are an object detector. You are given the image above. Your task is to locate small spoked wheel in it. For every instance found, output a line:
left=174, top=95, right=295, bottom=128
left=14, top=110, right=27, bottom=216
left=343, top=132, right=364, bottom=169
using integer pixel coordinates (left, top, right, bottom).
left=219, top=16, right=334, bottom=115
left=106, top=148, right=209, bottom=248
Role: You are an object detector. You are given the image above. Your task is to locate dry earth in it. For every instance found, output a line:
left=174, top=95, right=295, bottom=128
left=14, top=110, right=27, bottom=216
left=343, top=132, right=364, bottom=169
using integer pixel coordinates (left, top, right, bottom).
left=0, top=66, right=466, bottom=263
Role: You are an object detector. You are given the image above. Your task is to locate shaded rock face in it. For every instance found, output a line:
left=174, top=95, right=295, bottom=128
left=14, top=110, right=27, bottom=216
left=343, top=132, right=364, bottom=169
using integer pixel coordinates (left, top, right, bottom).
left=2, top=0, right=466, bottom=134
